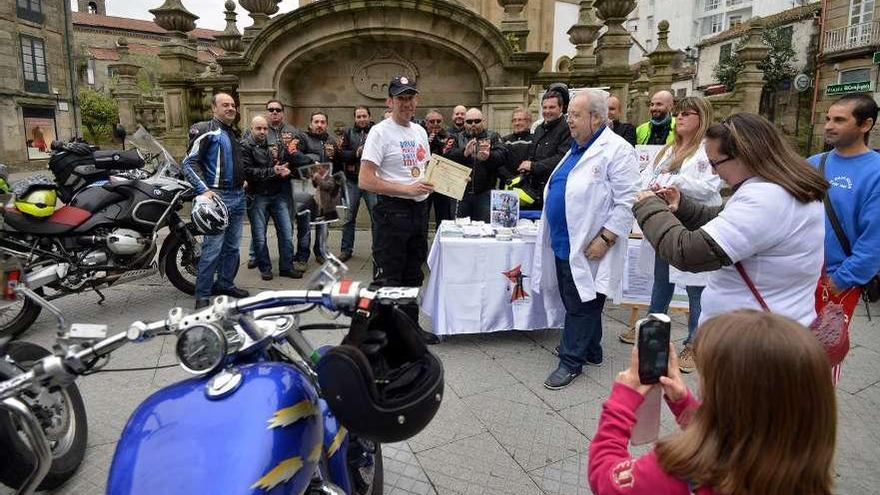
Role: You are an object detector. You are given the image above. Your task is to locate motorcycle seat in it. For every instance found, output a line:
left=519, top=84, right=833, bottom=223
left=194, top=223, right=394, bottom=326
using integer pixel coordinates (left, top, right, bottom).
left=3, top=205, right=90, bottom=234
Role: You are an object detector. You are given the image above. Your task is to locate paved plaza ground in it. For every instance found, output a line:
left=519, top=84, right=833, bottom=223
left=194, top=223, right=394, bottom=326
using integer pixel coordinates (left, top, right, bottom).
left=3, top=229, right=879, bottom=495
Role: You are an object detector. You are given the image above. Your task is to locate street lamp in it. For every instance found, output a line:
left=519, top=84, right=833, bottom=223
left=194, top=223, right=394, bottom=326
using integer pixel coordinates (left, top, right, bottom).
left=51, top=88, right=60, bottom=140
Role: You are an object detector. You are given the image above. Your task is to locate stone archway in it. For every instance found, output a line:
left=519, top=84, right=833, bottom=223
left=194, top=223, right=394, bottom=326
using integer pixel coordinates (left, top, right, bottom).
left=220, top=0, right=546, bottom=134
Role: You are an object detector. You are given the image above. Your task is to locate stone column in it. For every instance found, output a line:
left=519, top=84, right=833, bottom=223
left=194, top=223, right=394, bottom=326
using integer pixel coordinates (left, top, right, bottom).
left=647, top=20, right=677, bottom=96
left=567, top=1, right=602, bottom=75
left=497, top=0, right=530, bottom=52
left=485, top=85, right=531, bottom=135
left=734, top=17, right=770, bottom=114
left=108, top=39, right=141, bottom=134
left=238, top=88, right=276, bottom=129
left=214, top=0, right=243, bottom=55
left=240, top=0, right=280, bottom=46
left=595, top=0, right=637, bottom=117
left=150, top=0, right=200, bottom=155
left=629, top=62, right=651, bottom=124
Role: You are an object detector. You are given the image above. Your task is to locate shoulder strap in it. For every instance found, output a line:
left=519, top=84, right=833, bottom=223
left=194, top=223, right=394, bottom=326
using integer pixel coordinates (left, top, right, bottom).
left=819, top=152, right=853, bottom=256
left=735, top=262, right=771, bottom=312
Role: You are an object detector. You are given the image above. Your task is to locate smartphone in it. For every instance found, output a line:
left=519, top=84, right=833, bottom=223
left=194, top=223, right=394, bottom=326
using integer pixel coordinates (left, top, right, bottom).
left=637, top=313, right=672, bottom=385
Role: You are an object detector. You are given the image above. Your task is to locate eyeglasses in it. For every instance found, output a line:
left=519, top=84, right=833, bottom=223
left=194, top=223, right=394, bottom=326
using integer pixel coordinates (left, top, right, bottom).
left=427, top=119, right=443, bottom=124
left=675, top=111, right=698, bottom=118
left=465, top=119, right=482, bottom=125
left=709, top=156, right=733, bottom=168
left=267, top=108, right=283, bottom=113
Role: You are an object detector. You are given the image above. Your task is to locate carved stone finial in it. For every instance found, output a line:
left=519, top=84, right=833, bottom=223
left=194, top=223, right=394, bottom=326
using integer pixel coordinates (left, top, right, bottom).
left=567, top=0, right=602, bottom=73
left=149, top=0, right=198, bottom=40
left=215, top=0, right=243, bottom=54
left=240, top=0, right=280, bottom=31
left=497, top=0, right=530, bottom=51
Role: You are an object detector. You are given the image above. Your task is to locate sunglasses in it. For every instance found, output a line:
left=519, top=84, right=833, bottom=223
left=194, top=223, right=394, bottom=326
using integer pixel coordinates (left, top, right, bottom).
left=465, top=119, right=482, bottom=125
left=427, top=119, right=443, bottom=124
left=267, top=108, right=283, bottom=113
left=709, top=156, right=733, bottom=168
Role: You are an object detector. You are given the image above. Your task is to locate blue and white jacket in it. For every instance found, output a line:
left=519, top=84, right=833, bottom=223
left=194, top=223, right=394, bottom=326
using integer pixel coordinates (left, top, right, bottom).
left=182, top=118, right=244, bottom=194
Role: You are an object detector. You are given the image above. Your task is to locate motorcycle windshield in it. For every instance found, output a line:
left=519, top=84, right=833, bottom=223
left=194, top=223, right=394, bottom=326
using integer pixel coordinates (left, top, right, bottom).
left=126, top=127, right=182, bottom=180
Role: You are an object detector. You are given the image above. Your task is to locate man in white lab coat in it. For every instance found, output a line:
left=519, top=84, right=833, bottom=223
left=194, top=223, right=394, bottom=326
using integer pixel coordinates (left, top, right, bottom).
left=533, top=90, right=640, bottom=390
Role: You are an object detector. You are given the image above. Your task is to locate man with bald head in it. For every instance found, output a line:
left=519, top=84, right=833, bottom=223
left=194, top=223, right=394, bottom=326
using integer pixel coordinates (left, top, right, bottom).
left=636, top=90, right=676, bottom=145
left=448, top=105, right=468, bottom=137
left=182, top=92, right=249, bottom=307
left=447, top=107, right=504, bottom=221
left=608, top=95, right=636, bottom=146
left=636, top=90, right=675, bottom=145
left=242, top=115, right=297, bottom=281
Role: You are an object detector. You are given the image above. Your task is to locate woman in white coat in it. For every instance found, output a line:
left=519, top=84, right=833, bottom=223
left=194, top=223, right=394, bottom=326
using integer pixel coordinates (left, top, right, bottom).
left=624, top=96, right=722, bottom=373
left=533, top=89, right=640, bottom=390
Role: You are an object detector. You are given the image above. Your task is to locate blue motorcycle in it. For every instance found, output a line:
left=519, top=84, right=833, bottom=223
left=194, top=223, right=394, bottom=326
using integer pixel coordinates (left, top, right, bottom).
left=0, top=257, right=444, bottom=495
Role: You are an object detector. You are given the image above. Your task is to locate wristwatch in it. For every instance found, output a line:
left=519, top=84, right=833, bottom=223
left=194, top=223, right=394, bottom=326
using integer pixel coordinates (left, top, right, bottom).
left=599, top=232, right=615, bottom=246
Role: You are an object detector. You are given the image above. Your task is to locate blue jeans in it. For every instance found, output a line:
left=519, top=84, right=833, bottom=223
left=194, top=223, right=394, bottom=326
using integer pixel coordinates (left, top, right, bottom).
left=648, top=257, right=703, bottom=344
left=295, top=210, right=327, bottom=261
left=455, top=190, right=491, bottom=223
left=555, top=257, right=606, bottom=373
left=341, top=180, right=377, bottom=254
left=250, top=192, right=293, bottom=274
left=195, top=189, right=246, bottom=299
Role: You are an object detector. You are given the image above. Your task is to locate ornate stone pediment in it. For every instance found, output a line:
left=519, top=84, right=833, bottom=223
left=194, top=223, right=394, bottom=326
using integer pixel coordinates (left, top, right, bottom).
left=352, top=50, right=420, bottom=100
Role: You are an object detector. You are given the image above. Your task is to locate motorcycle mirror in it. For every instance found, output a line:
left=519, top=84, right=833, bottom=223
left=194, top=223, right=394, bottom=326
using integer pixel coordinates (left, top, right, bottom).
left=113, top=124, right=127, bottom=143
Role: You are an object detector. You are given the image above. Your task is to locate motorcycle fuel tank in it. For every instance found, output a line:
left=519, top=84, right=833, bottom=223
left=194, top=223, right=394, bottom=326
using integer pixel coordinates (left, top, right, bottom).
left=107, top=363, right=323, bottom=495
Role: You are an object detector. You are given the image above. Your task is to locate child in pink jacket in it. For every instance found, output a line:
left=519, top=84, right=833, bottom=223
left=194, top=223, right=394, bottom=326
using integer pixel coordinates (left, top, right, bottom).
left=588, top=310, right=837, bottom=495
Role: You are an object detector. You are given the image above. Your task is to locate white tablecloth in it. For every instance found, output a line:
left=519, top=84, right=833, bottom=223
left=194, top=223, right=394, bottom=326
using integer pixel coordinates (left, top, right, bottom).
left=420, top=231, right=564, bottom=335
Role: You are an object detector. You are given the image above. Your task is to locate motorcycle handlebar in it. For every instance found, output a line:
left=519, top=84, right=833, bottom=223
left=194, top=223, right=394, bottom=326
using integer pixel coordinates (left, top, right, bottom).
left=0, top=281, right=418, bottom=401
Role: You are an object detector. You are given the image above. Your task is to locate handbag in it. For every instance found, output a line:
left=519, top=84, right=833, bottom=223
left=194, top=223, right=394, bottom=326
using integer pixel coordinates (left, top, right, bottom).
left=820, top=153, right=880, bottom=304
left=735, top=263, right=850, bottom=367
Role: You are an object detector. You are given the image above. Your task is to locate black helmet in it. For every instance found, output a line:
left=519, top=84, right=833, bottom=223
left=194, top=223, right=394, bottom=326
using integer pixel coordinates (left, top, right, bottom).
left=546, top=82, right=570, bottom=113
left=316, top=301, right=444, bottom=443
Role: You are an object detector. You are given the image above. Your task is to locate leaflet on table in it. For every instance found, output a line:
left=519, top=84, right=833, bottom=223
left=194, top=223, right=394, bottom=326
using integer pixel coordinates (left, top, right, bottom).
left=424, top=155, right=471, bottom=201
left=490, top=190, right=519, bottom=228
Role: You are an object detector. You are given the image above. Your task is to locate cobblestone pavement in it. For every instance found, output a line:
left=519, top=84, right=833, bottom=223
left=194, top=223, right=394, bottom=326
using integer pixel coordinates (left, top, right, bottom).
left=3, top=229, right=879, bottom=494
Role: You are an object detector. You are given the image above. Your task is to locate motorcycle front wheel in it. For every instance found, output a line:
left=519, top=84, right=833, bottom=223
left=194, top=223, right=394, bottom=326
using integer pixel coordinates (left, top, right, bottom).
left=0, top=341, right=87, bottom=491
left=163, top=232, right=200, bottom=296
left=0, top=287, right=43, bottom=339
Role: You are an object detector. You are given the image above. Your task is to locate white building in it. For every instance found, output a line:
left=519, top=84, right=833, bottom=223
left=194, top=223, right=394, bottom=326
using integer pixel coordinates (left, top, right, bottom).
left=628, top=0, right=819, bottom=64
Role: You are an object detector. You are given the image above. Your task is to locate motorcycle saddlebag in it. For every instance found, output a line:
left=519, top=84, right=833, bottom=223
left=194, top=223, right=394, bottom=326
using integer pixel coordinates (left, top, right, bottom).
left=49, top=152, right=110, bottom=203
left=93, top=149, right=144, bottom=170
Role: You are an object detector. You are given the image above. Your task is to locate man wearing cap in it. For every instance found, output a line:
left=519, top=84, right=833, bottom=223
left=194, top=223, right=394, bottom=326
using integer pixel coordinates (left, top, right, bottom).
left=359, top=76, right=439, bottom=344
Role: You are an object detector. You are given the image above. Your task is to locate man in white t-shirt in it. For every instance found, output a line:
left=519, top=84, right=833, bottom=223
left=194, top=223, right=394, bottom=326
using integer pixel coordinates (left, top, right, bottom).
left=359, top=76, right=438, bottom=343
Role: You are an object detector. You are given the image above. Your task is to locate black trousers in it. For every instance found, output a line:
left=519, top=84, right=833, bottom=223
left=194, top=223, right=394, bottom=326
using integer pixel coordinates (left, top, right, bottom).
left=372, top=195, right=429, bottom=288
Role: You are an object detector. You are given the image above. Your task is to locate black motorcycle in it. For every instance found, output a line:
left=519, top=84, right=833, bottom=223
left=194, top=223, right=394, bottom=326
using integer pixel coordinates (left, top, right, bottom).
left=0, top=127, right=202, bottom=338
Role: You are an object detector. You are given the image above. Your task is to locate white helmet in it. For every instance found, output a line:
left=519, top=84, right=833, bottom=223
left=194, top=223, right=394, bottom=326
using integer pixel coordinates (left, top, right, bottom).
left=190, top=195, right=228, bottom=235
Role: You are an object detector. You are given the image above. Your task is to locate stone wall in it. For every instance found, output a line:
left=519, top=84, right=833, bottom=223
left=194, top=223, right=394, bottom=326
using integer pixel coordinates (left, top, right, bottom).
left=0, top=1, right=78, bottom=172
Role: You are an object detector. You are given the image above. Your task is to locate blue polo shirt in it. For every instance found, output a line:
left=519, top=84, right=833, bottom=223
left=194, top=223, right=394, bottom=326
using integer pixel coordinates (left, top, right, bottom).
left=546, top=126, right=605, bottom=260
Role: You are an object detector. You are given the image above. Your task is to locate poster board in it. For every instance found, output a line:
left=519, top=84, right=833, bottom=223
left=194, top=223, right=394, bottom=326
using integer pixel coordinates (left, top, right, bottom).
left=620, top=237, right=689, bottom=309
left=635, top=145, right=664, bottom=172
left=490, top=190, right=519, bottom=228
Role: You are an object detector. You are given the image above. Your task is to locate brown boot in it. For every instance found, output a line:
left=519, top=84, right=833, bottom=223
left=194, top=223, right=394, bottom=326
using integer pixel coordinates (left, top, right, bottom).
left=679, top=344, right=696, bottom=374
left=618, top=326, right=636, bottom=345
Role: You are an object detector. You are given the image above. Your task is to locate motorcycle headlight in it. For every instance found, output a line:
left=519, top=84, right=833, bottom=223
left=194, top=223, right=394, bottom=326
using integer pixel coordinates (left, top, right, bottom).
left=175, top=324, right=227, bottom=375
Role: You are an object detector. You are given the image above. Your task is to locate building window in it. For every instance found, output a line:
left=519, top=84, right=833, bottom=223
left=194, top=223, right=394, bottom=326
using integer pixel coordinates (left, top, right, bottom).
left=676, top=88, right=688, bottom=98
left=850, top=0, right=875, bottom=25
left=16, top=0, right=43, bottom=23
left=839, top=67, right=871, bottom=84
left=719, top=43, right=732, bottom=63
left=88, top=1, right=98, bottom=14
left=726, top=0, right=744, bottom=6
left=703, top=14, right=723, bottom=35
left=705, top=0, right=720, bottom=11
left=20, top=35, right=48, bottom=94
left=729, top=15, right=743, bottom=28
left=22, top=107, right=56, bottom=160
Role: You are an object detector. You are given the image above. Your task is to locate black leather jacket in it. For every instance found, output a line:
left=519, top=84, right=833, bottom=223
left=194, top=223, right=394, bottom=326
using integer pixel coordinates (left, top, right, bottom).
left=300, top=130, right=340, bottom=165
left=241, top=134, right=286, bottom=196
left=339, top=123, right=373, bottom=181
left=499, top=130, right=533, bottom=184
left=527, top=117, right=571, bottom=192
left=446, top=129, right=505, bottom=195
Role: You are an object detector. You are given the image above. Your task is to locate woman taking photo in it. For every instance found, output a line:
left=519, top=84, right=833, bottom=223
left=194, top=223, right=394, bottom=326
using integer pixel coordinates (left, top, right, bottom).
left=589, top=310, right=837, bottom=495
left=632, top=113, right=828, bottom=327
left=621, top=96, right=722, bottom=374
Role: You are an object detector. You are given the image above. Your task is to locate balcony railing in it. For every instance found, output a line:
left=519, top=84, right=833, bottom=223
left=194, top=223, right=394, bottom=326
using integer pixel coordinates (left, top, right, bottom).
left=825, top=21, right=880, bottom=54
